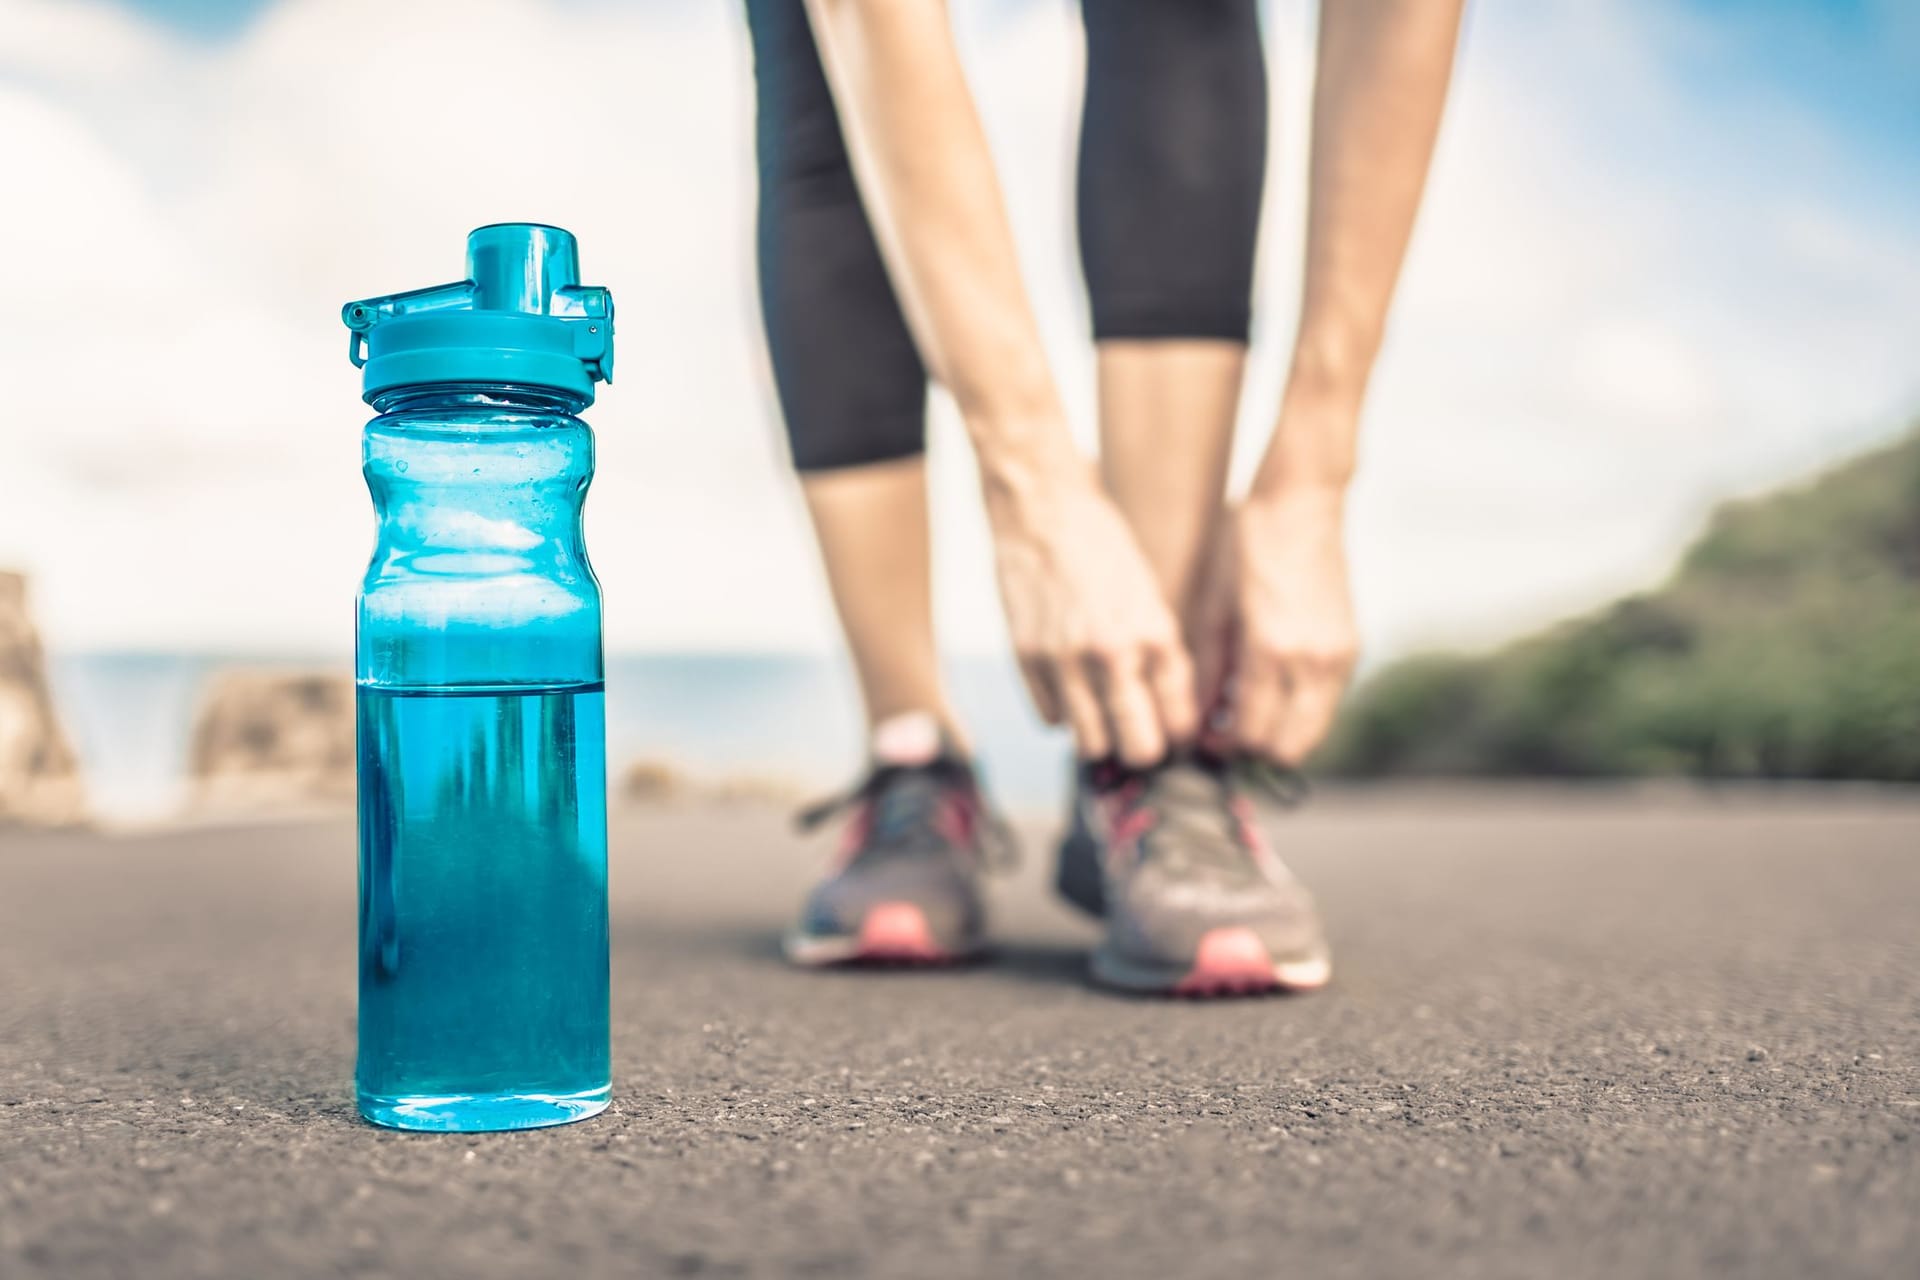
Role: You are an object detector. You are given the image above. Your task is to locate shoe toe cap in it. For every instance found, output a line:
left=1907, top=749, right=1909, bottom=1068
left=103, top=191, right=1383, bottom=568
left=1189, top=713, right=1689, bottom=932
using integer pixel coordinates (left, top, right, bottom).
left=802, top=862, right=983, bottom=944
left=1105, top=870, right=1326, bottom=968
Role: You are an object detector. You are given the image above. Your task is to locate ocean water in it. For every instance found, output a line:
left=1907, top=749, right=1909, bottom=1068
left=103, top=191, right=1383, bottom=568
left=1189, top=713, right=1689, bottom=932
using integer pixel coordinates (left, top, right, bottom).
left=600, top=653, right=1068, bottom=812
left=45, top=651, right=1075, bottom=823
left=355, top=682, right=609, bottom=1131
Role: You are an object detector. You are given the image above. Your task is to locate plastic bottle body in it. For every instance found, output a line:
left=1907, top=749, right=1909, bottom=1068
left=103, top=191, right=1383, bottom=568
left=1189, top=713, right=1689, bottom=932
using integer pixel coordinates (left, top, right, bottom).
left=355, top=386, right=609, bottom=1132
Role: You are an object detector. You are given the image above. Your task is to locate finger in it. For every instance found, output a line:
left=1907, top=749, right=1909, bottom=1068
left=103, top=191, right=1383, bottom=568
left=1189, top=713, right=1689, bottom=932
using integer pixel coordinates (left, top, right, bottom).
left=1272, top=663, right=1350, bottom=766
left=1191, top=588, right=1232, bottom=718
left=1146, top=643, right=1199, bottom=745
left=1198, top=655, right=1239, bottom=755
left=1017, top=655, right=1063, bottom=725
left=1056, top=666, right=1111, bottom=760
left=1097, top=655, right=1166, bottom=768
left=1231, top=648, right=1290, bottom=758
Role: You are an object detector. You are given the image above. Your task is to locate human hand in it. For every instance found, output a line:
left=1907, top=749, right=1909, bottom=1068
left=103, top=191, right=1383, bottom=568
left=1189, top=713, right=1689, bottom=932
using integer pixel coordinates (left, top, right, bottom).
left=985, top=458, right=1198, bottom=764
left=1193, top=488, right=1359, bottom=765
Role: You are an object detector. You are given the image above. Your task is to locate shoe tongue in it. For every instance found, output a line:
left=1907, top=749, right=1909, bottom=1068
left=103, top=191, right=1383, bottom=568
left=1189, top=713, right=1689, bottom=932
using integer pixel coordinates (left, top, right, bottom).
left=1147, top=757, right=1229, bottom=806
left=1141, top=759, right=1247, bottom=870
left=871, top=711, right=944, bottom=767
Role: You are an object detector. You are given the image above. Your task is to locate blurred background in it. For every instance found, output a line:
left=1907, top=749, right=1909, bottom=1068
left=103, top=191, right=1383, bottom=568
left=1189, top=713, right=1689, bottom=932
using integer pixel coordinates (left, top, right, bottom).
left=0, top=0, right=1915, bottom=824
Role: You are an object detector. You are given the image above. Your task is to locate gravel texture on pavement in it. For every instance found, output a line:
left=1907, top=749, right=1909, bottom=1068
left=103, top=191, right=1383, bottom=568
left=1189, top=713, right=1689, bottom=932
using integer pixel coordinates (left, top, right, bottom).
left=2, top=788, right=1916, bottom=1279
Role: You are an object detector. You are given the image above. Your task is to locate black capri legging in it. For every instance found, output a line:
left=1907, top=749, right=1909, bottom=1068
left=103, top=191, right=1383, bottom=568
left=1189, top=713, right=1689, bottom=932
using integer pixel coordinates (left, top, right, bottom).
left=746, top=0, right=1267, bottom=473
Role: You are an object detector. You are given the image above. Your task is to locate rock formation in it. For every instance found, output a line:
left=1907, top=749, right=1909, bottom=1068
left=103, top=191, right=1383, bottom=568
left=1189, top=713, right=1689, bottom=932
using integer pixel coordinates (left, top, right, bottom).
left=620, top=757, right=802, bottom=809
left=189, top=670, right=356, bottom=814
left=0, top=571, right=86, bottom=826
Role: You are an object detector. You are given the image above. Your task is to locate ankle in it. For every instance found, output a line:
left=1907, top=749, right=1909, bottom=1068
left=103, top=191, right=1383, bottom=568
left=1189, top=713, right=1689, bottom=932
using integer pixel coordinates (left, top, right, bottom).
left=870, top=710, right=968, bottom=765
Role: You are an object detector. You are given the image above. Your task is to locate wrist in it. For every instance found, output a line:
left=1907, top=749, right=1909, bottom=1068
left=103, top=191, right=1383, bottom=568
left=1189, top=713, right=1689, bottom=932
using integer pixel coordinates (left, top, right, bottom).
left=1251, top=457, right=1355, bottom=501
left=976, top=424, right=1092, bottom=529
left=1264, top=336, right=1369, bottom=483
left=1286, top=328, right=1377, bottom=411
left=1244, top=482, right=1349, bottom=522
left=1252, top=380, right=1363, bottom=500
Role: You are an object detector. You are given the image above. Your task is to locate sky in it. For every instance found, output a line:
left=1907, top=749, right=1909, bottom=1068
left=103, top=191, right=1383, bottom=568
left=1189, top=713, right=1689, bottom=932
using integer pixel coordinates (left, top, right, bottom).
left=0, top=0, right=1915, bottom=662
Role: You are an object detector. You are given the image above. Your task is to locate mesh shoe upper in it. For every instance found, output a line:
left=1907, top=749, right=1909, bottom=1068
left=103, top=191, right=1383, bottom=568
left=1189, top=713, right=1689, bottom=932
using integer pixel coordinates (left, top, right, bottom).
left=1074, top=752, right=1328, bottom=970
left=794, top=756, right=1013, bottom=947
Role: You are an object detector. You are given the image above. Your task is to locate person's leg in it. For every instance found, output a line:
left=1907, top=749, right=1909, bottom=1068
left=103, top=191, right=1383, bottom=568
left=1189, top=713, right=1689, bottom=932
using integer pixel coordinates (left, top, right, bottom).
left=1063, top=1, right=1329, bottom=997
left=801, top=457, right=957, bottom=739
left=1077, top=0, right=1267, bottom=634
left=748, top=0, right=1007, bottom=965
left=1094, top=342, right=1244, bottom=633
left=747, top=0, right=955, bottom=739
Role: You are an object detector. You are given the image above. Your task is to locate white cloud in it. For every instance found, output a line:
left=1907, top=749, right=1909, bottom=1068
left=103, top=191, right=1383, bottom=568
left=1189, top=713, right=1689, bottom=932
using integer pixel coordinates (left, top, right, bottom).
left=0, top=0, right=1914, bottom=664
left=1332, top=0, right=1920, bottom=654
left=0, top=0, right=818, bottom=654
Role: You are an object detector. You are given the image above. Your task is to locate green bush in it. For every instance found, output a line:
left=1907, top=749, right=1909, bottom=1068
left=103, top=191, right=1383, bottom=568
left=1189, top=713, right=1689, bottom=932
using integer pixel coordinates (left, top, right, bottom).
left=1318, top=427, right=1920, bottom=781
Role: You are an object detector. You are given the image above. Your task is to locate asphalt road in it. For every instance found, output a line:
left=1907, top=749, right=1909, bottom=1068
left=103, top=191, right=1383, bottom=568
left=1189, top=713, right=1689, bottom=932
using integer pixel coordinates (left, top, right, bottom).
left=3, top=789, right=1916, bottom=1279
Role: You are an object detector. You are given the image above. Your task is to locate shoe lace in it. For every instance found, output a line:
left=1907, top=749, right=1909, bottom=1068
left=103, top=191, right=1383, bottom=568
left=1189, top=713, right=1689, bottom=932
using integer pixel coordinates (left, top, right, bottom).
left=1228, top=756, right=1312, bottom=809
left=795, top=761, right=1020, bottom=871
left=1095, top=751, right=1307, bottom=879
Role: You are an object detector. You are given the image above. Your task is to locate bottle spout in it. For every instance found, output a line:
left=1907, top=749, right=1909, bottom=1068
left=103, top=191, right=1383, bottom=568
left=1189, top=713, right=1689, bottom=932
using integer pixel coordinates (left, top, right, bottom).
left=467, top=224, right=579, bottom=315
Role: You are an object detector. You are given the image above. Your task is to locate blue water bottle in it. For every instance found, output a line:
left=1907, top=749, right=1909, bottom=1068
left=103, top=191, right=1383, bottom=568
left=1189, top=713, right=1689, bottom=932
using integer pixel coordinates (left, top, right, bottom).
left=343, top=224, right=614, bottom=1131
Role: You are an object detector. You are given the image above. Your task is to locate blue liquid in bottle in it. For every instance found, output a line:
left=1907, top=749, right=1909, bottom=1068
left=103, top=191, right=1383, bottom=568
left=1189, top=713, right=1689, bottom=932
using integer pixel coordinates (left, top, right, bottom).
left=345, top=225, right=616, bottom=1131
left=355, top=684, right=609, bottom=1130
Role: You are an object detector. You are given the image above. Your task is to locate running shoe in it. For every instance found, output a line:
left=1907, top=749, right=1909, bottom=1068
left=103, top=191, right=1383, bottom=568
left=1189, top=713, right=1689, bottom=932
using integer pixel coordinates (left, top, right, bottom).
left=784, top=718, right=1016, bottom=967
left=1057, top=751, right=1331, bottom=995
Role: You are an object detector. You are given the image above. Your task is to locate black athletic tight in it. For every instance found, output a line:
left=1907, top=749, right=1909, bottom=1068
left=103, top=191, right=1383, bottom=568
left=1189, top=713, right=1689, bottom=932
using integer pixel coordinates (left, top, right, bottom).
left=746, top=0, right=1267, bottom=473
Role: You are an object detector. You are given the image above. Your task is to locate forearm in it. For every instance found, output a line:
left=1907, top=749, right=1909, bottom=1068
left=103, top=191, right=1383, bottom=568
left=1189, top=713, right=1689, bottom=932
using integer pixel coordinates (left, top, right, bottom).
left=803, top=0, right=1083, bottom=495
left=1253, top=0, right=1463, bottom=499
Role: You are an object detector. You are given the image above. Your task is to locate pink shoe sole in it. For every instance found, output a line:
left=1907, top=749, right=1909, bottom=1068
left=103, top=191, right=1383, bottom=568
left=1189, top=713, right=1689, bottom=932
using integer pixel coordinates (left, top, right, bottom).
left=784, top=902, right=971, bottom=968
left=1094, top=927, right=1332, bottom=997
left=857, top=902, right=946, bottom=960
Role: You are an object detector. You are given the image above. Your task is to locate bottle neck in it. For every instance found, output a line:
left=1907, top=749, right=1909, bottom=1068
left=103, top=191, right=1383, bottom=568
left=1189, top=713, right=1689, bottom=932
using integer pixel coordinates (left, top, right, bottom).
left=369, top=383, right=589, bottom=417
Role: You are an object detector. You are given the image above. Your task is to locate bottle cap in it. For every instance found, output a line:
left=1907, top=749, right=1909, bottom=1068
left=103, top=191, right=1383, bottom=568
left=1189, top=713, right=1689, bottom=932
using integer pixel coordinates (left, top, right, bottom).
left=342, top=224, right=614, bottom=404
